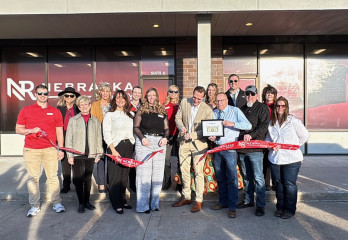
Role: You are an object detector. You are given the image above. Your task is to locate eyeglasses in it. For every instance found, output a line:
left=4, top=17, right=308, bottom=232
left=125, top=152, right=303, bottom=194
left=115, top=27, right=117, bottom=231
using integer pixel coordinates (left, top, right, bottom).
left=169, top=90, right=179, bottom=94
left=229, top=80, right=238, bottom=83
left=64, top=94, right=75, bottom=98
left=245, top=91, right=256, bottom=96
left=215, top=99, right=227, bottom=103
left=37, top=92, right=49, bottom=96
left=276, top=104, right=286, bottom=108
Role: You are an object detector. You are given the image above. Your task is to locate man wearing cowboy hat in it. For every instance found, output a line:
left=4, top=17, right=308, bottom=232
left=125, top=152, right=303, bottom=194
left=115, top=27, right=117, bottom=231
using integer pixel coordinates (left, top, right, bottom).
left=57, top=87, right=80, bottom=193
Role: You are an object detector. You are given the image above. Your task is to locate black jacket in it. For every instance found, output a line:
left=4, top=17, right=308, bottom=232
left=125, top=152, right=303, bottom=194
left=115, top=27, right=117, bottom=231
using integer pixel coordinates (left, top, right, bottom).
left=225, top=89, right=247, bottom=109
left=57, top=104, right=80, bottom=132
left=237, top=101, right=269, bottom=153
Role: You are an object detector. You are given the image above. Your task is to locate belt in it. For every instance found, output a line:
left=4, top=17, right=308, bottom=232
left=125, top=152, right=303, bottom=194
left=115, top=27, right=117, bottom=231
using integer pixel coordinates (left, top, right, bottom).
left=143, top=133, right=164, bottom=137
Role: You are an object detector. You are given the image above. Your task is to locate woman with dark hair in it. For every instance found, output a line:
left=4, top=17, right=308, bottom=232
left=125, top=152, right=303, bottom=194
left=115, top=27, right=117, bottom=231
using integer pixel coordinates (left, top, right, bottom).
left=134, top=88, right=169, bottom=213
left=261, top=84, right=278, bottom=191
left=103, top=90, right=135, bottom=214
left=130, top=86, right=143, bottom=112
left=57, top=87, right=80, bottom=193
left=205, top=83, right=218, bottom=109
left=266, top=96, right=309, bottom=219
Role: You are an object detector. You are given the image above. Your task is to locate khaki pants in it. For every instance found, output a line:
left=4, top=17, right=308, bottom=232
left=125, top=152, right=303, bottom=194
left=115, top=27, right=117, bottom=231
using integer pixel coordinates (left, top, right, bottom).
left=179, top=141, right=206, bottom=202
left=23, top=147, right=62, bottom=207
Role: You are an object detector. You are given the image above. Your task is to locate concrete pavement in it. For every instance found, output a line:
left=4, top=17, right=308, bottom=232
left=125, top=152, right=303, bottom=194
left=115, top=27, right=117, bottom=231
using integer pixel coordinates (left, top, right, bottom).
left=0, top=155, right=348, bottom=239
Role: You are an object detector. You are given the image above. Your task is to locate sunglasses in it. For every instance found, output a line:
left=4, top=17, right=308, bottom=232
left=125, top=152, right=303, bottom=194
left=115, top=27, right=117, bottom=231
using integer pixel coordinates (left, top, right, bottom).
left=229, top=80, right=238, bottom=83
left=245, top=91, right=256, bottom=96
left=64, top=94, right=75, bottom=98
left=169, top=90, right=179, bottom=94
left=37, top=92, right=49, bottom=96
left=276, top=104, right=286, bottom=108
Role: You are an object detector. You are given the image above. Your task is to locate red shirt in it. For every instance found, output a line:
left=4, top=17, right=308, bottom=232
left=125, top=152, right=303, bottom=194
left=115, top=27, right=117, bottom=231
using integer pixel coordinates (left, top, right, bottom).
left=165, top=102, right=179, bottom=136
left=63, top=107, right=75, bottom=131
left=265, top=102, right=275, bottom=120
left=16, top=103, right=63, bottom=149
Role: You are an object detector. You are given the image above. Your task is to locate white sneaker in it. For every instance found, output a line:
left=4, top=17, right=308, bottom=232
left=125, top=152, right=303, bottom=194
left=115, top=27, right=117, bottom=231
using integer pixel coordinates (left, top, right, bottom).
left=27, top=206, right=40, bottom=217
left=53, top=203, right=65, bottom=213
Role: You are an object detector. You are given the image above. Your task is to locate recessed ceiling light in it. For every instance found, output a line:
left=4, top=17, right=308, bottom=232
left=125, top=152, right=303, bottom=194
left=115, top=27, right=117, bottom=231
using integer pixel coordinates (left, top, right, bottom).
left=260, top=49, right=268, bottom=55
left=66, top=51, right=79, bottom=57
left=26, top=52, right=40, bottom=57
left=121, top=51, right=129, bottom=56
left=245, top=22, right=253, bottom=27
left=313, top=49, right=326, bottom=54
left=153, top=24, right=159, bottom=28
left=54, top=64, right=63, bottom=68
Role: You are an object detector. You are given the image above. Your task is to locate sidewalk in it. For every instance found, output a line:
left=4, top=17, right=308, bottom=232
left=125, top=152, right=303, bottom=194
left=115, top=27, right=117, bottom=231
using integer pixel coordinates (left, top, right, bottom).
left=1, top=155, right=348, bottom=202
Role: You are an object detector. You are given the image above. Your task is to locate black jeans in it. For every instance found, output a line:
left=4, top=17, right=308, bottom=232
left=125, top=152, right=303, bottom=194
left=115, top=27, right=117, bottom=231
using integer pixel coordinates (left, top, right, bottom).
left=61, top=152, right=72, bottom=188
left=107, top=140, right=134, bottom=210
left=72, top=157, right=95, bottom=204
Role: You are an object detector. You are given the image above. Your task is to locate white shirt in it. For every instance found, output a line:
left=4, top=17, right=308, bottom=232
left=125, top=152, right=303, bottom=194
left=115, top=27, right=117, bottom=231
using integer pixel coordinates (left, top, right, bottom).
left=189, top=103, right=201, bottom=134
left=103, top=110, right=135, bottom=148
left=265, top=115, right=309, bottom=165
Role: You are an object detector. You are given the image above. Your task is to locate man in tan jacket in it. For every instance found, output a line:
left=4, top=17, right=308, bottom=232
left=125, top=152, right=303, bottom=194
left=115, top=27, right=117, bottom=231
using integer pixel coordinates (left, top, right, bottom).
left=173, top=86, right=213, bottom=212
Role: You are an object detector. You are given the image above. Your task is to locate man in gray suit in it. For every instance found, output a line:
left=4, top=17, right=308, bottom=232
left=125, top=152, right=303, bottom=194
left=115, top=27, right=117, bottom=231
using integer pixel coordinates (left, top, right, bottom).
left=172, top=86, right=213, bottom=213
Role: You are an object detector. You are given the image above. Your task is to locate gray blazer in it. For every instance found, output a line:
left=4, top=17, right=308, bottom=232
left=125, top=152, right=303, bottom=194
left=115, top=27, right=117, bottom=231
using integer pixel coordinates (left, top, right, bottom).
left=65, top=113, right=103, bottom=159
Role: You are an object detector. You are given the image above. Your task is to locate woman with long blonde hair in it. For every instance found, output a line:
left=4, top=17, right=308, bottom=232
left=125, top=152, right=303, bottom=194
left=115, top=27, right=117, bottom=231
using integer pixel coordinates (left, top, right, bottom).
left=205, top=83, right=218, bottom=109
left=163, top=85, right=180, bottom=189
left=91, top=82, right=112, bottom=193
left=134, top=88, right=169, bottom=213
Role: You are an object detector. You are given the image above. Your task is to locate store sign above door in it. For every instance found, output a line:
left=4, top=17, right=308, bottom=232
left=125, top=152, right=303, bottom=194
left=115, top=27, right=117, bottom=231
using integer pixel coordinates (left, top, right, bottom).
left=7, top=78, right=134, bottom=101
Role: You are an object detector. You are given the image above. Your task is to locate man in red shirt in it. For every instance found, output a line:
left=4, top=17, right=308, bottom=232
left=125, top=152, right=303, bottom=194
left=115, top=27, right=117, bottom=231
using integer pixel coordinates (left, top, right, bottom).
left=16, top=84, right=65, bottom=217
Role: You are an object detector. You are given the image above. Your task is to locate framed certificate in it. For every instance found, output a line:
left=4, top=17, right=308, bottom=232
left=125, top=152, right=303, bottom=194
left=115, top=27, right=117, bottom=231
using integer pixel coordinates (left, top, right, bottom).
left=202, top=119, right=224, bottom=137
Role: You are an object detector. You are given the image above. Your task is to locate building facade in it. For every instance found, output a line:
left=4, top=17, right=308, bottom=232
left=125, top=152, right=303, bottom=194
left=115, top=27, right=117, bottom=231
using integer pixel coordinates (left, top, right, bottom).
left=1, top=0, right=348, bottom=155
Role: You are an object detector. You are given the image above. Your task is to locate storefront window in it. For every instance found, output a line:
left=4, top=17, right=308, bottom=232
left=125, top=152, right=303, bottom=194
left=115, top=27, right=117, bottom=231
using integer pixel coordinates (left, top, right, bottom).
left=223, top=44, right=257, bottom=75
left=141, top=46, right=175, bottom=76
left=259, top=44, right=304, bottom=121
left=48, top=47, right=93, bottom=103
left=306, top=44, right=348, bottom=130
left=96, top=46, right=140, bottom=97
left=1, top=47, right=46, bottom=131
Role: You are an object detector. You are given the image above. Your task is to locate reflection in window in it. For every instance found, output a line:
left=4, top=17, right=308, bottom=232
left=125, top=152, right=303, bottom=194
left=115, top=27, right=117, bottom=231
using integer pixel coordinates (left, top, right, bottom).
left=1, top=47, right=45, bottom=131
left=306, top=44, right=348, bottom=129
left=96, top=46, right=140, bottom=97
left=259, top=44, right=304, bottom=122
left=141, top=46, right=175, bottom=76
left=223, top=44, right=257, bottom=75
left=48, top=47, right=93, bottom=104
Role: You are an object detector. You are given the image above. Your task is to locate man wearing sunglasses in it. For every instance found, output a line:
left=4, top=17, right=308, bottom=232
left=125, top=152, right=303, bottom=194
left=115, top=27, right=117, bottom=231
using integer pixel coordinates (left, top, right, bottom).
left=236, top=85, right=269, bottom=217
left=16, top=84, right=66, bottom=217
left=225, top=74, right=246, bottom=109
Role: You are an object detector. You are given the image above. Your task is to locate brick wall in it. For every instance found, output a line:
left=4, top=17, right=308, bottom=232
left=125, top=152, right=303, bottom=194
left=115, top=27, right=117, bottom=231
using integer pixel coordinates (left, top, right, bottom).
left=176, top=37, right=224, bottom=99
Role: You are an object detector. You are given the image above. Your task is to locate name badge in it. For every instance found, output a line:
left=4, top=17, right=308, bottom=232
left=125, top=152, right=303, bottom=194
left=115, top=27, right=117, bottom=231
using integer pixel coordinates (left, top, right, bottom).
left=158, top=114, right=164, bottom=118
left=165, top=106, right=170, bottom=109
left=47, top=113, right=53, bottom=116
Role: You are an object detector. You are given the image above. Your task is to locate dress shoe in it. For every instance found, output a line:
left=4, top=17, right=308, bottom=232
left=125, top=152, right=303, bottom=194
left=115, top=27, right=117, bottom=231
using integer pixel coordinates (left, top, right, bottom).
left=212, top=203, right=228, bottom=210
left=237, top=202, right=255, bottom=209
left=116, top=208, right=124, bottom=214
left=172, top=198, right=191, bottom=207
left=144, top=210, right=151, bottom=214
left=191, top=202, right=203, bottom=213
left=228, top=210, right=237, bottom=218
left=60, top=186, right=70, bottom=194
left=255, top=207, right=265, bottom=217
left=123, top=204, right=133, bottom=209
left=85, top=202, right=96, bottom=210
left=78, top=204, right=85, bottom=213
left=281, top=211, right=294, bottom=219
left=275, top=209, right=284, bottom=217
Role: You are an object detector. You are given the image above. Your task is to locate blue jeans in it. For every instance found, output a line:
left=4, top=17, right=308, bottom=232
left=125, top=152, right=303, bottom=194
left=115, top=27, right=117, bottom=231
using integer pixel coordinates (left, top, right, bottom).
left=239, top=151, right=266, bottom=208
left=270, top=161, right=301, bottom=215
left=214, top=150, right=238, bottom=210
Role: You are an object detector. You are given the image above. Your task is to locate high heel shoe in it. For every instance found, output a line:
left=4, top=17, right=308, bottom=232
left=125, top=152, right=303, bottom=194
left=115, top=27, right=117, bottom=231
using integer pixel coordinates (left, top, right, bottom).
left=116, top=208, right=124, bottom=214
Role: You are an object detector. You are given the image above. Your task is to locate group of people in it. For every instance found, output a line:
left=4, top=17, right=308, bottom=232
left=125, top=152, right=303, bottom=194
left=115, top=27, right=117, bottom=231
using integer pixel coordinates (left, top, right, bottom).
left=16, top=73, right=308, bottom=220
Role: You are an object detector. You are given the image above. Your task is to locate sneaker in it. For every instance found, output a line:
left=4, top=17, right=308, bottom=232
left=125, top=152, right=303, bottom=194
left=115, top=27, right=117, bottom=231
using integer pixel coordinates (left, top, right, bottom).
left=53, top=203, right=65, bottom=213
left=27, top=206, right=40, bottom=217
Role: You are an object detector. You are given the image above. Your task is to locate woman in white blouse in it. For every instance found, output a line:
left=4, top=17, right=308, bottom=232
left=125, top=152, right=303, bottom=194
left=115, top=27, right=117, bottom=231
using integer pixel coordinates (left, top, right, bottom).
left=103, top=90, right=135, bottom=214
left=266, top=96, right=309, bottom=219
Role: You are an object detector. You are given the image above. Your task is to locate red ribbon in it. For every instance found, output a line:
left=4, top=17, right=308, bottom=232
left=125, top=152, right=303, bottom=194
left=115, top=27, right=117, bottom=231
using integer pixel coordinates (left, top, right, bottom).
left=197, top=140, right=299, bottom=164
left=35, top=130, right=163, bottom=168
